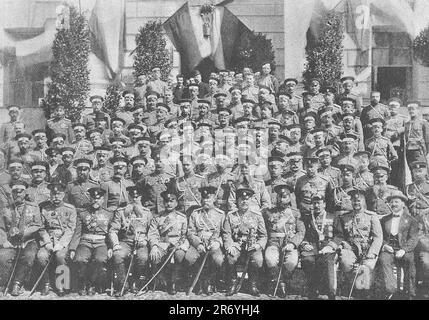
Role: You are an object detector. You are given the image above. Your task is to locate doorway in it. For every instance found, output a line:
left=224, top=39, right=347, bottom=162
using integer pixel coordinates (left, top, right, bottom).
left=374, top=67, right=410, bottom=103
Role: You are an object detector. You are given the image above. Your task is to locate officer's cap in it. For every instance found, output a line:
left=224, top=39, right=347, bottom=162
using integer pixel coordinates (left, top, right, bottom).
left=342, top=114, right=354, bottom=121
left=94, top=113, right=108, bottom=122
left=315, top=147, right=331, bottom=157
left=273, top=184, right=293, bottom=195
left=10, top=180, right=28, bottom=191
left=268, top=120, right=282, bottom=128
left=7, top=105, right=21, bottom=112
left=132, top=106, right=144, bottom=114
left=179, top=98, right=192, bottom=104
left=161, top=188, right=178, bottom=201
left=236, top=188, right=255, bottom=199
left=145, top=91, right=160, bottom=99
left=197, top=99, right=211, bottom=106
left=311, top=193, right=325, bottom=202
left=268, top=156, right=285, bottom=164
left=89, top=94, right=104, bottom=103
left=199, top=186, right=217, bottom=198
left=287, top=152, right=303, bottom=161
left=342, top=133, right=359, bottom=142
left=309, top=78, right=321, bottom=84
left=407, top=101, right=421, bottom=108
left=32, top=129, right=47, bottom=137
left=31, top=161, right=48, bottom=172
left=135, top=136, right=152, bottom=145
left=304, top=112, right=317, bottom=122
left=73, top=158, right=93, bottom=168
left=353, top=151, right=371, bottom=158
left=72, top=123, right=86, bottom=131
left=347, top=188, right=366, bottom=198
left=369, top=118, right=385, bottom=126
left=111, top=118, right=126, bottom=126
left=15, top=133, right=32, bottom=142
left=311, top=128, right=325, bottom=136
left=341, top=97, right=356, bottom=105
left=214, top=92, right=228, bottom=99
left=304, top=157, right=319, bottom=164
left=321, top=86, right=337, bottom=95
left=8, top=159, right=24, bottom=168
left=122, top=90, right=135, bottom=98
left=45, top=148, right=59, bottom=157
left=130, top=156, right=147, bottom=166
left=156, top=103, right=171, bottom=113
left=284, top=78, right=298, bottom=85
left=370, top=165, right=390, bottom=174
left=258, top=85, right=272, bottom=94
left=87, top=128, right=103, bottom=138
left=411, top=161, right=427, bottom=170
left=282, top=109, right=296, bottom=116
left=388, top=97, right=402, bottom=106
left=47, top=183, right=66, bottom=193
left=234, top=117, right=251, bottom=126
left=109, top=156, right=129, bottom=167
left=217, top=107, right=232, bottom=115
left=52, top=133, right=66, bottom=142
left=209, top=76, right=219, bottom=83
left=229, top=86, right=242, bottom=93
left=87, top=187, right=106, bottom=199
left=109, top=137, right=126, bottom=145
left=319, top=108, right=333, bottom=118
left=60, top=147, right=75, bottom=156
left=286, top=124, right=301, bottom=131
left=302, top=92, right=314, bottom=98
left=94, top=146, right=111, bottom=153
left=198, top=122, right=212, bottom=129
left=339, top=164, right=355, bottom=174
left=127, top=124, right=144, bottom=132
left=341, top=76, right=355, bottom=83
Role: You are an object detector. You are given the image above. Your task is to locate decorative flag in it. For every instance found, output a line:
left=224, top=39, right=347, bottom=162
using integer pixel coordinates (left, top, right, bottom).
left=163, top=2, right=250, bottom=75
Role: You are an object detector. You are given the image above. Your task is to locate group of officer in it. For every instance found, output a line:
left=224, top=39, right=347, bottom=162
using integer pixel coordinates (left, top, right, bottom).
left=0, top=63, right=429, bottom=300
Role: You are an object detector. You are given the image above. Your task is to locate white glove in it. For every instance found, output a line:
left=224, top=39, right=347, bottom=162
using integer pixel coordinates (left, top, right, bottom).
left=319, top=246, right=335, bottom=255
left=383, top=244, right=394, bottom=253
left=395, top=249, right=405, bottom=259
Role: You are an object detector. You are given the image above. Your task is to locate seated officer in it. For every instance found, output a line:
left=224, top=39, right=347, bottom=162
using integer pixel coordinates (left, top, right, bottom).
left=109, top=186, right=153, bottom=296
left=148, top=187, right=189, bottom=295
left=264, top=184, right=305, bottom=298
left=0, top=180, right=42, bottom=296
left=37, top=183, right=77, bottom=296
left=223, top=188, right=267, bottom=297
left=185, top=186, right=225, bottom=295
left=68, top=187, right=114, bottom=296
left=377, top=190, right=419, bottom=299
left=334, top=188, right=383, bottom=296
left=301, top=194, right=337, bottom=300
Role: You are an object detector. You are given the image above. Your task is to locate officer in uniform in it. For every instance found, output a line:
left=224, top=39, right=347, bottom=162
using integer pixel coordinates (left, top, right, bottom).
left=327, top=164, right=355, bottom=216
left=334, top=133, right=360, bottom=168
left=295, top=157, right=329, bottom=216
left=37, top=183, right=77, bottom=296
left=175, top=155, right=204, bottom=216
left=26, top=161, right=50, bottom=204
left=283, top=152, right=306, bottom=209
left=307, top=78, right=325, bottom=112
left=101, top=157, right=134, bottom=210
left=91, top=146, right=114, bottom=183
left=336, top=76, right=363, bottom=116
left=403, top=101, right=429, bottom=168
left=147, top=103, right=169, bottom=143
left=56, top=147, right=77, bottom=185
left=265, top=156, right=288, bottom=208
left=353, top=151, right=374, bottom=191
left=9, top=133, right=35, bottom=178
left=300, top=194, right=337, bottom=300
left=29, top=129, right=49, bottom=162
left=70, top=123, right=93, bottom=160
left=0, top=105, right=23, bottom=144
left=68, top=187, right=114, bottom=296
left=279, top=78, right=303, bottom=113
left=109, top=186, right=153, bottom=296
left=365, top=118, right=398, bottom=169
left=115, top=90, right=135, bottom=126
left=148, top=187, right=189, bottom=295
left=223, top=188, right=267, bottom=296
left=334, top=189, right=383, bottom=296
left=316, top=147, right=341, bottom=188
left=377, top=190, right=419, bottom=299
left=264, top=184, right=305, bottom=297
left=0, top=180, right=42, bottom=296
left=361, top=91, right=390, bottom=140
left=45, top=105, right=74, bottom=144
left=64, top=158, right=99, bottom=210
left=185, top=186, right=225, bottom=295
left=365, top=165, right=398, bottom=216
left=406, top=161, right=429, bottom=219
left=82, top=94, right=111, bottom=129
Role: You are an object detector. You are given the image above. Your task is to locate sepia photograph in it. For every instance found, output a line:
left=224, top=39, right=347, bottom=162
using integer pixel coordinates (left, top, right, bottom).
left=0, top=0, right=429, bottom=303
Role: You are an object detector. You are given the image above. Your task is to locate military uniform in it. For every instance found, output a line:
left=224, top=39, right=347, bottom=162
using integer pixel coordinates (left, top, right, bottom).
left=310, top=93, right=325, bottom=112
left=354, top=171, right=374, bottom=191
left=69, top=201, right=114, bottom=294
left=265, top=177, right=289, bottom=208
left=404, top=119, right=429, bottom=166
left=328, top=185, right=354, bottom=216
left=282, top=169, right=306, bottom=209
left=101, top=178, right=134, bottom=210
left=65, top=180, right=100, bottom=209
left=295, top=174, right=329, bottom=215
left=109, top=201, right=153, bottom=293
left=26, top=181, right=51, bottom=204
left=37, top=200, right=77, bottom=293
left=46, top=118, right=74, bottom=144
left=365, top=184, right=399, bottom=216
left=140, top=172, right=174, bottom=216
left=365, top=136, right=398, bottom=167
left=29, top=147, right=49, bottom=162
left=0, top=200, right=42, bottom=294
left=70, top=139, right=93, bottom=160
left=229, top=178, right=271, bottom=213
left=361, top=103, right=390, bottom=139
left=205, top=171, right=235, bottom=213
left=319, top=166, right=341, bottom=188
left=91, top=165, right=114, bottom=183
left=176, top=173, right=204, bottom=215
left=55, top=164, right=77, bottom=185
left=406, top=180, right=429, bottom=218
left=336, top=92, right=363, bottom=116
left=301, top=206, right=337, bottom=298
left=264, top=205, right=305, bottom=295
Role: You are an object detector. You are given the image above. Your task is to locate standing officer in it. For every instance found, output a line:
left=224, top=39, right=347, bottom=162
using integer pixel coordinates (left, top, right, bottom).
left=365, top=165, right=398, bottom=216
left=109, top=186, right=153, bottom=296
left=377, top=190, right=419, bottom=299
left=265, top=156, right=288, bottom=208
left=334, top=189, right=383, bottom=296
left=45, top=105, right=74, bottom=145
left=37, top=183, right=77, bottom=296
left=26, top=161, right=50, bottom=204
left=365, top=118, right=398, bottom=169
left=223, top=188, right=267, bottom=296
left=327, top=164, right=355, bottom=216
left=68, top=187, right=114, bottom=296
left=336, top=76, right=363, bottom=116
left=148, top=187, right=189, bottom=295
left=64, top=158, right=99, bottom=210
left=295, top=157, right=329, bottom=216
left=0, top=180, right=42, bottom=296
left=361, top=91, right=390, bottom=140
left=300, top=194, right=337, bottom=300
left=91, top=146, right=114, bottom=183
left=406, top=161, right=429, bottom=218
left=29, top=129, right=49, bottom=162
left=0, top=105, right=23, bottom=144
left=185, top=186, right=225, bottom=295
left=264, top=185, right=305, bottom=297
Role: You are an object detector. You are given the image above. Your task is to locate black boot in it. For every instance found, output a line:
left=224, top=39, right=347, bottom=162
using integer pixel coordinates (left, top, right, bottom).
left=278, top=282, right=287, bottom=298
left=168, top=265, right=179, bottom=295
left=248, top=268, right=260, bottom=297
left=41, top=283, right=51, bottom=296
left=114, top=263, right=127, bottom=297
left=87, top=286, right=96, bottom=296
left=225, top=265, right=238, bottom=296
left=10, top=282, right=22, bottom=296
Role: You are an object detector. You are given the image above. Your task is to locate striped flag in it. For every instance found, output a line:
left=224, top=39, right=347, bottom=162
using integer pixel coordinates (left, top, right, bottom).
left=163, top=2, right=250, bottom=74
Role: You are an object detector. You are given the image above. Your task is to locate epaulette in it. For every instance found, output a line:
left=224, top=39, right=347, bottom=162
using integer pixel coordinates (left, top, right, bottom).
left=176, top=211, right=187, bottom=218
left=290, top=207, right=301, bottom=217
left=331, top=167, right=341, bottom=172
left=214, top=207, right=224, bottom=214
left=250, top=209, right=262, bottom=216
left=364, top=210, right=377, bottom=215
left=194, top=174, right=203, bottom=178
left=319, top=175, right=330, bottom=182
left=388, top=185, right=399, bottom=190
left=24, top=200, right=38, bottom=207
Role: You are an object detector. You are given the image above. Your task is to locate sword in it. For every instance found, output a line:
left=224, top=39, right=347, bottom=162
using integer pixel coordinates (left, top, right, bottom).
left=30, top=253, right=54, bottom=296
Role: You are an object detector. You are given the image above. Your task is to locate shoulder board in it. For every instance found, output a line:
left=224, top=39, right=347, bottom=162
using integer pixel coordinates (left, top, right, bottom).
left=62, top=202, right=76, bottom=209
left=176, top=211, right=186, bottom=218
left=332, top=167, right=341, bottom=172
left=254, top=178, right=264, bottom=183
left=341, top=210, right=353, bottom=217
left=250, top=209, right=262, bottom=215
left=194, top=174, right=203, bottom=178
left=291, top=208, right=300, bottom=216
left=227, top=210, right=238, bottom=216
left=214, top=208, right=224, bottom=214
left=364, top=210, right=377, bottom=215
left=388, top=185, right=399, bottom=190
left=319, top=175, right=329, bottom=181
